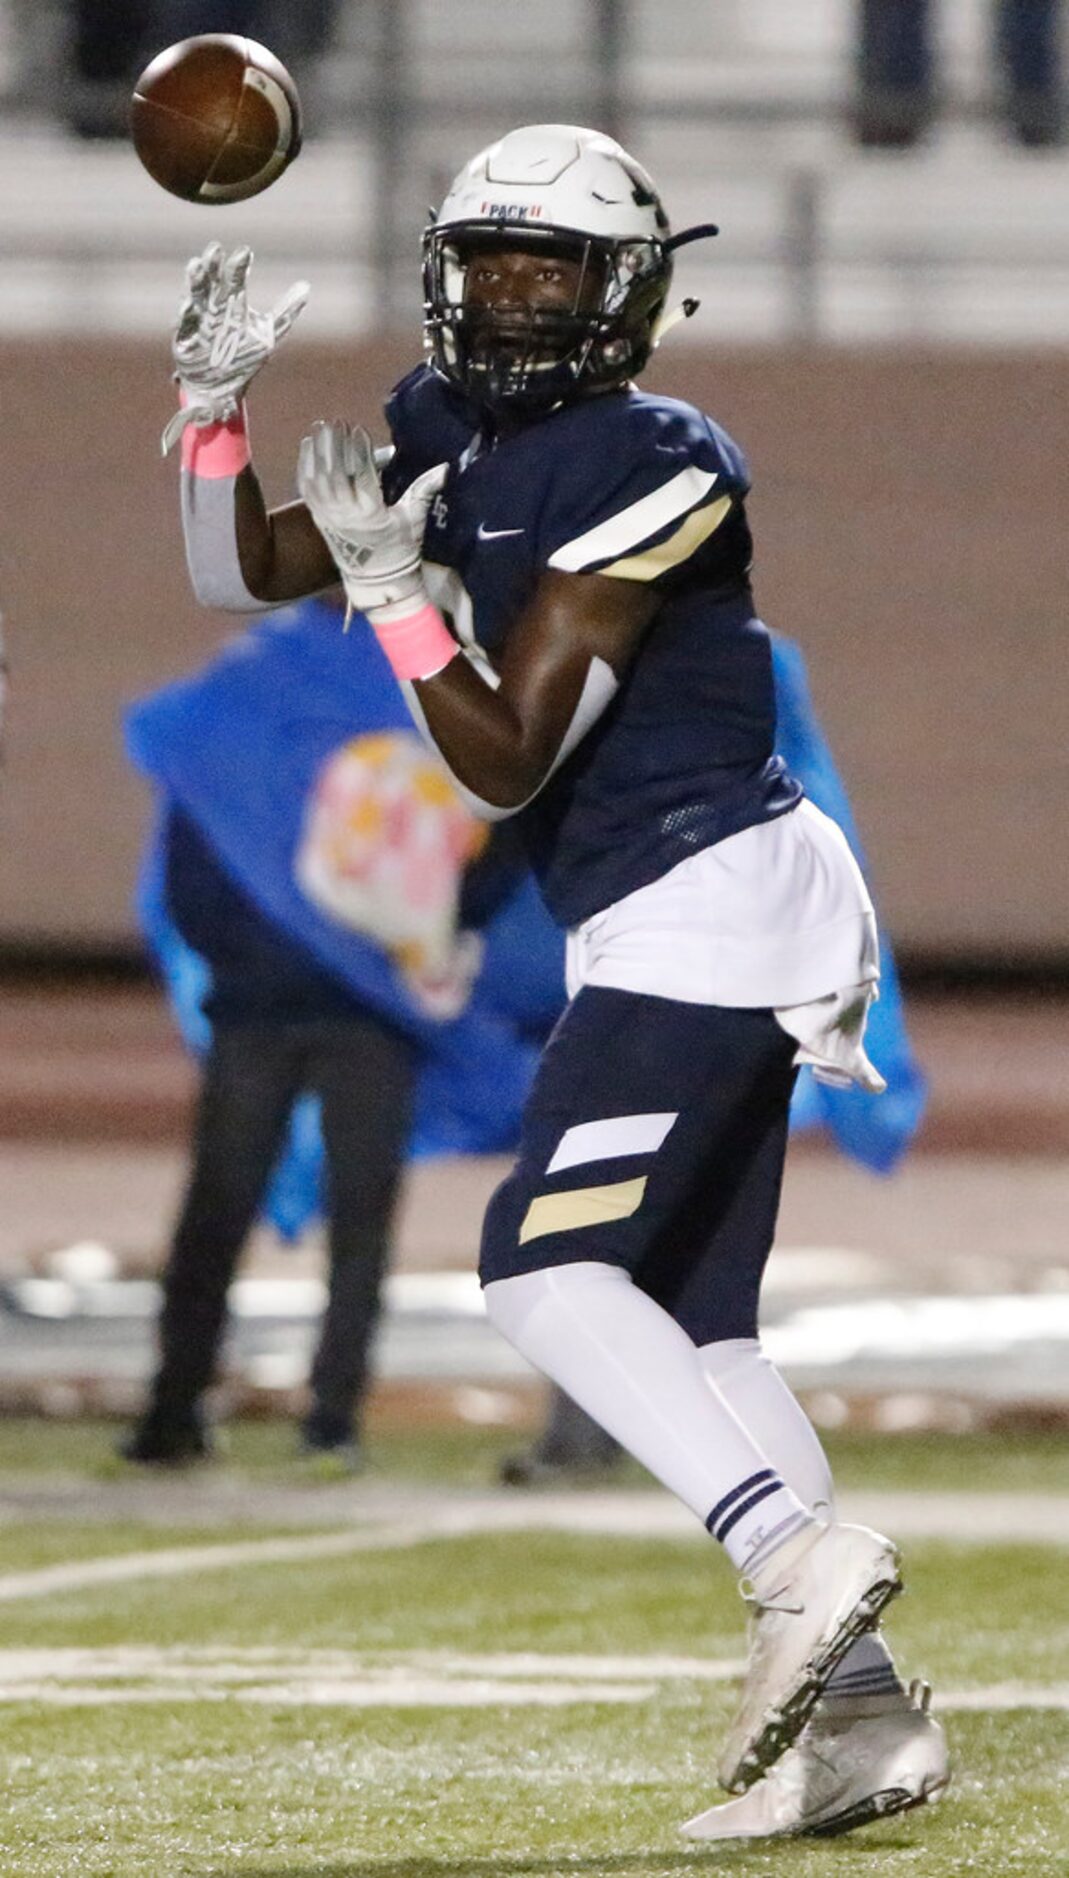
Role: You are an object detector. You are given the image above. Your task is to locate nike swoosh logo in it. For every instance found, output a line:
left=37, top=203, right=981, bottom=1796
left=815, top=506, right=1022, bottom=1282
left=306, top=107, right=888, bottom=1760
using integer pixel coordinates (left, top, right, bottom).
left=476, top=524, right=525, bottom=541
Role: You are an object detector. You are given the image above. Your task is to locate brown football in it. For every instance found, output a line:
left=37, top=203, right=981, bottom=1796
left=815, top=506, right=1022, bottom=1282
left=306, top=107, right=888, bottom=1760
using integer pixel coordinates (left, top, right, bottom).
left=130, top=35, right=302, bottom=204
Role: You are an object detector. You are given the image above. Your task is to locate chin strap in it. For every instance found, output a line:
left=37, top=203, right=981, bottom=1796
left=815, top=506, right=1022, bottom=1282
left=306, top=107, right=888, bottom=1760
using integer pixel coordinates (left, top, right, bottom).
left=651, top=296, right=700, bottom=349
left=650, top=218, right=719, bottom=351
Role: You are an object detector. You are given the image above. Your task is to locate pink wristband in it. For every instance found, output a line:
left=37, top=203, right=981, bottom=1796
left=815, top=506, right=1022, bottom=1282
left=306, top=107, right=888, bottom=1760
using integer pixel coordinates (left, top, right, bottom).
left=180, top=400, right=251, bottom=478
left=371, top=602, right=459, bottom=683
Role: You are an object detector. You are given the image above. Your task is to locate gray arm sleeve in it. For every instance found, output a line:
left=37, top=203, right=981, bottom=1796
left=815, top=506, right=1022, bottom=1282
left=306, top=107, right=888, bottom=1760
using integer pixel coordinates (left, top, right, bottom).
left=180, top=469, right=276, bottom=613
left=180, top=443, right=396, bottom=613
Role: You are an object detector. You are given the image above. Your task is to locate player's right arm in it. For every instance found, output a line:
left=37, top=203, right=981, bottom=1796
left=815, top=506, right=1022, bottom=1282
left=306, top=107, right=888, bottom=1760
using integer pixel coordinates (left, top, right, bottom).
left=231, top=477, right=338, bottom=602
left=166, top=243, right=337, bottom=609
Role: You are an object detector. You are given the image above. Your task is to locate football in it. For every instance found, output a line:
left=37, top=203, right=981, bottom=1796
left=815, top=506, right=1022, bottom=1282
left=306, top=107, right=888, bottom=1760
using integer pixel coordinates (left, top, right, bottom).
left=130, top=34, right=302, bottom=204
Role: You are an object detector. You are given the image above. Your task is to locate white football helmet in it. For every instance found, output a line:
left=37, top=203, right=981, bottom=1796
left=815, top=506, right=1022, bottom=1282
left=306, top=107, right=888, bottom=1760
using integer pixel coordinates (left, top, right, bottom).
left=422, top=123, right=717, bottom=414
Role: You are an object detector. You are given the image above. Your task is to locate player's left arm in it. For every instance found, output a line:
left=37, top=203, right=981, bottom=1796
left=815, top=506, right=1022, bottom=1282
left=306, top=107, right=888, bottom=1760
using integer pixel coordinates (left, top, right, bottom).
left=296, top=419, right=658, bottom=815
left=410, top=567, right=657, bottom=810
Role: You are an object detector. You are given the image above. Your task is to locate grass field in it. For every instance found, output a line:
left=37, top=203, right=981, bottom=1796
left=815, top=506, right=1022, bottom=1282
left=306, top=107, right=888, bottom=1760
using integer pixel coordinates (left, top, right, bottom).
left=0, top=1422, right=1066, bottom=1876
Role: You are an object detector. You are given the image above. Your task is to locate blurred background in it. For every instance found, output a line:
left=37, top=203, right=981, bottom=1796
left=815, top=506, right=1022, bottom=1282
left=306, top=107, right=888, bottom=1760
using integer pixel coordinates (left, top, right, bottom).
left=0, top=0, right=1066, bottom=1450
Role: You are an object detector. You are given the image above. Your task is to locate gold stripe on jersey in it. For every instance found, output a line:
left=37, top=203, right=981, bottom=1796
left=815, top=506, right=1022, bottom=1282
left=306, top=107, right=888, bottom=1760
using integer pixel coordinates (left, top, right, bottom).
left=597, top=493, right=733, bottom=582
left=518, top=1176, right=648, bottom=1245
left=548, top=465, right=719, bottom=573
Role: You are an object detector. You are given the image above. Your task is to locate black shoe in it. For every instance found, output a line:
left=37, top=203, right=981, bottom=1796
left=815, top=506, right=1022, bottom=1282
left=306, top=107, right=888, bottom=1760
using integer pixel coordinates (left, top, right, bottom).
left=118, top=1409, right=214, bottom=1467
left=500, top=1388, right=624, bottom=1486
left=498, top=1436, right=624, bottom=1488
left=1006, top=94, right=1064, bottom=148
left=298, top=1412, right=362, bottom=1475
left=850, top=90, right=931, bottom=149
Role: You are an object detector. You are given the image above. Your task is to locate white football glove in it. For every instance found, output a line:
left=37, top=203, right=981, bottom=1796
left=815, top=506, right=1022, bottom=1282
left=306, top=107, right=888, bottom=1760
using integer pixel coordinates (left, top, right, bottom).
left=296, top=420, right=447, bottom=622
left=161, top=242, right=309, bottom=456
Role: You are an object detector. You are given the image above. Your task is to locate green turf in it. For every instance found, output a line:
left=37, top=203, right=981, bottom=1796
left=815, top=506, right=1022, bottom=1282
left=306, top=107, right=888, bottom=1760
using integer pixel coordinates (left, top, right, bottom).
left=0, top=1700, right=1065, bottom=1878
left=0, top=1422, right=1067, bottom=1874
left=0, top=1416, right=1066, bottom=1495
left=0, top=1521, right=324, bottom=1575
left=0, top=1527, right=1066, bottom=1681
left=0, top=1524, right=1066, bottom=1873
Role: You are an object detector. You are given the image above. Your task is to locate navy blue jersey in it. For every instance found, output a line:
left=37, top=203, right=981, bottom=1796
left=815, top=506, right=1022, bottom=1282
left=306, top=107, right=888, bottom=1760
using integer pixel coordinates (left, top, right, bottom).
left=384, top=365, right=802, bottom=928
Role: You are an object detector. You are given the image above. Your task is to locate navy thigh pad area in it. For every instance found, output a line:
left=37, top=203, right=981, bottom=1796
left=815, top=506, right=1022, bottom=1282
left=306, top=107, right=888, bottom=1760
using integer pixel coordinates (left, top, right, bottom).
left=479, top=986, right=797, bottom=1342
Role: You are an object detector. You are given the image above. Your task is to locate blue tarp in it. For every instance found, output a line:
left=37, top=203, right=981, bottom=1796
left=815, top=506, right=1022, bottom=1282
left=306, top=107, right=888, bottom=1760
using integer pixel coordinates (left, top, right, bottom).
left=126, top=604, right=925, bottom=1239
left=769, top=633, right=927, bottom=1173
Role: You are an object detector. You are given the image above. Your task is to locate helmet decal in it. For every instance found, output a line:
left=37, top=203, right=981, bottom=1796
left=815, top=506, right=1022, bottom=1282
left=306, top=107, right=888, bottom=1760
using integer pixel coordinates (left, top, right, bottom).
left=479, top=201, right=546, bottom=220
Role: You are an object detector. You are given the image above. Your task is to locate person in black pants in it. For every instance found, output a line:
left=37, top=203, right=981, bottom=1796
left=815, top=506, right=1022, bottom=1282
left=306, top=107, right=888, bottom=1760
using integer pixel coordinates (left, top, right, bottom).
left=122, top=806, right=417, bottom=1469
left=855, top=0, right=1064, bottom=148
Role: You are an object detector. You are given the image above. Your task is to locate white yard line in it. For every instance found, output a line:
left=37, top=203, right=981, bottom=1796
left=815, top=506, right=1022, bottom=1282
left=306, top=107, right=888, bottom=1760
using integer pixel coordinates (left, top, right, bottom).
left=0, top=1678, right=657, bottom=1709
left=0, top=1647, right=746, bottom=1682
left=937, top=1686, right=1069, bottom=1711
left=0, top=1521, right=443, bottom=1601
left=0, top=1646, right=1063, bottom=1712
left=0, top=1485, right=1066, bottom=1605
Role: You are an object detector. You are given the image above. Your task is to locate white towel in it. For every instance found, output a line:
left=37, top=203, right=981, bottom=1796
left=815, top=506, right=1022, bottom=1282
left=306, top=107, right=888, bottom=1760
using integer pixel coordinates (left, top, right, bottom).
left=775, top=984, right=887, bottom=1094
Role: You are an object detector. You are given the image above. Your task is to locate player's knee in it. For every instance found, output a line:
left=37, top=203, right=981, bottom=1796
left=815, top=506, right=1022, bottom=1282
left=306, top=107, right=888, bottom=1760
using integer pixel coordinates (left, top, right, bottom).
left=699, top=1335, right=763, bottom=1380
left=482, top=1270, right=531, bottom=1342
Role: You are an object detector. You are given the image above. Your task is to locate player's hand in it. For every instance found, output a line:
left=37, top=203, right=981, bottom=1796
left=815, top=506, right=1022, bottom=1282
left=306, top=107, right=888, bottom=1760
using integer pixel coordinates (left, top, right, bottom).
left=296, top=420, right=447, bottom=621
left=161, top=242, right=309, bottom=455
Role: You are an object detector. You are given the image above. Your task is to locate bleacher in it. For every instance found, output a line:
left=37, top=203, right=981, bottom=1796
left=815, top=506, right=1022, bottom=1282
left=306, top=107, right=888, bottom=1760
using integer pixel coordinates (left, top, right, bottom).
left=0, top=0, right=1066, bottom=342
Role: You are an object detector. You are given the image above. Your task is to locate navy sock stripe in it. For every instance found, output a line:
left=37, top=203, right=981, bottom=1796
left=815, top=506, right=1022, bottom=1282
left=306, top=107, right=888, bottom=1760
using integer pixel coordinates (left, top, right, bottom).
left=705, top=1468, right=776, bottom=1535
left=710, top=1477, right=784, bottom=1544
left=830, top=1675, right=898, bottom=1690
left=827, top=1682, right=897, bottom=1697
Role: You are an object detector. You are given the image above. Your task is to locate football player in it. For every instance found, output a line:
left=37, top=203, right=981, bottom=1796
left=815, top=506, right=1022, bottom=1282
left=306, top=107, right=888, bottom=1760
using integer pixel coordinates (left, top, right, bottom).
left=161, top=124, right=949, bottom=1838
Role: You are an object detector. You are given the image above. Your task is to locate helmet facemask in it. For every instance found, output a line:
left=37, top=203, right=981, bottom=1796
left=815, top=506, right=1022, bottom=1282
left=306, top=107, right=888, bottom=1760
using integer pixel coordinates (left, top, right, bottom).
left=423, top=222, right=672, bottom=417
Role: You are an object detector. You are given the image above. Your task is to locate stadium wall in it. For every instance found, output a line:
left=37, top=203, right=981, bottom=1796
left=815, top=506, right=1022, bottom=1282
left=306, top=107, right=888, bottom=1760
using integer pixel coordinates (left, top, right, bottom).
left=1, top=338, right=1065, bottom=963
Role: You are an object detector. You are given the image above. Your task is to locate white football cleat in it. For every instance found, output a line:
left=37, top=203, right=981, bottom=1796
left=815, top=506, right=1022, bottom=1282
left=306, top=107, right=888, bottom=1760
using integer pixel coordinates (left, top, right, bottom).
left=717, top=1521, right=902, bottom=1795
left=682, top=1681, right=950, bottom=1841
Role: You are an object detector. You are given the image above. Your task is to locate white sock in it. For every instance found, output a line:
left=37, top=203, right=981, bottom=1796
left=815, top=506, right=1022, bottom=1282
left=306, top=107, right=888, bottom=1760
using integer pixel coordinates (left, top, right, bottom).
left=699, top=1337, right=903, bottom=1691
left=484, top=1263, right=814, bottom=1571
left=698, top=1338, right=834, bottom=1513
